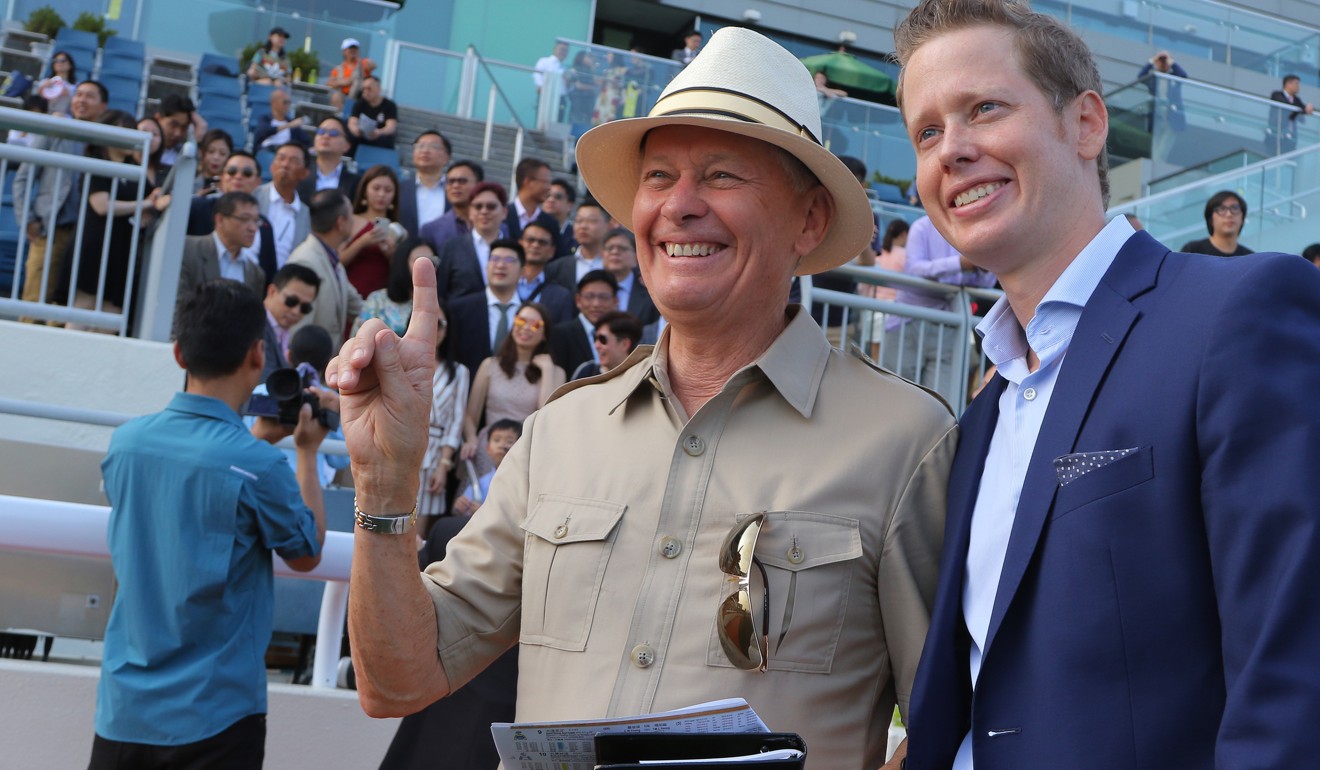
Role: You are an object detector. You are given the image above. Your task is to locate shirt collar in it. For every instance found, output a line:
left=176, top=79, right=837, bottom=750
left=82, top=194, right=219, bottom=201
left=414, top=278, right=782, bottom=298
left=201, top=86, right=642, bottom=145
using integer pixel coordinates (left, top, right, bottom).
left=269, top=183, right=301, bottom=210
left=607, top=306, right=830, bottom=419
left=166, top=391, right=243, bottom=426
left=211, top=231, right=237, bottom=262
left=977, top=215, right=1134, bottom=371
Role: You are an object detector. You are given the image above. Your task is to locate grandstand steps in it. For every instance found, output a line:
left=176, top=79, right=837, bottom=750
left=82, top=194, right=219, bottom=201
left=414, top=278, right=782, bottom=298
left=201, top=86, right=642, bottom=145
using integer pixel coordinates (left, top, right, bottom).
left=390, top=105, right=573, bottom=189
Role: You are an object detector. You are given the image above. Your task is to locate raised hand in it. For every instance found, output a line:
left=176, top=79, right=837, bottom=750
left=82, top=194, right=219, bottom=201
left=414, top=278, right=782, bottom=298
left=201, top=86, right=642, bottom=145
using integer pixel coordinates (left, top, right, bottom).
left=326, top=257, right=438, bottom=511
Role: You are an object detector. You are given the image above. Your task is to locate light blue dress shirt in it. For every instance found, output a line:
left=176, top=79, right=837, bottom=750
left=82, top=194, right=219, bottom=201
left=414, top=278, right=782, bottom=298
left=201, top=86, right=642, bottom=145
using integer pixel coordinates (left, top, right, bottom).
left=953, top=216, right=1134, bottom=770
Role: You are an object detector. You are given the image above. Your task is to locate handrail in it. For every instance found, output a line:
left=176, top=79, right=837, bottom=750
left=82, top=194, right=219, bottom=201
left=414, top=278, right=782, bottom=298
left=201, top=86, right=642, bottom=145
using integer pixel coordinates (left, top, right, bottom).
left=0, top=494, right=353, bottom=690
left=467, top=44, right=528, bottom=133
left=1108, top=71, right=1305, bottom=116
left=1108, top=141, right=1320, bottom=215
left=0, top=396, right=351, bottom=456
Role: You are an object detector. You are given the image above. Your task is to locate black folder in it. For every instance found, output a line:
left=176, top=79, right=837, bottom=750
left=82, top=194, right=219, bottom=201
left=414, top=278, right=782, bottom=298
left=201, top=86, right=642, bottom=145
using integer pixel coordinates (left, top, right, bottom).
left=593, top=732, right=807, bottom=769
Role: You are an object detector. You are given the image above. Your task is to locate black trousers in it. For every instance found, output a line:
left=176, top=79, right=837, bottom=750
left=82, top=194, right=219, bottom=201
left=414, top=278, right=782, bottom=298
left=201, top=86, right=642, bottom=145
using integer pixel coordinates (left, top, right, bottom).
left=88, top=714, right=265, bottom=770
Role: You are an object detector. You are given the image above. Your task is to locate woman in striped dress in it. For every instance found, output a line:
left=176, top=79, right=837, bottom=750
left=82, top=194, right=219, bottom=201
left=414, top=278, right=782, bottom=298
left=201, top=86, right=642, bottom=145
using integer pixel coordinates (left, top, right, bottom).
left=417, top=304, right=469, bottom=525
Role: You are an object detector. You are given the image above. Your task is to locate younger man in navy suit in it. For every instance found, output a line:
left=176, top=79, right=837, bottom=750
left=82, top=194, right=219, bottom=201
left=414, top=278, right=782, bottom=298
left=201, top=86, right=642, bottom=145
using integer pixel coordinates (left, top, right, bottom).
left=895, top=2, right=1320, bottom=769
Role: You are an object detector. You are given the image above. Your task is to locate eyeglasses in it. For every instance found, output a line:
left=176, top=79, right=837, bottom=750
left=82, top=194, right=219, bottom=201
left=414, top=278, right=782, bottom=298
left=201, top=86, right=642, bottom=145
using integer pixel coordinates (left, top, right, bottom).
left=521, top=236, right=552, bottom=247
left=513, top=316, right=544, bottom=331
left=548, top=192, right=568, bottom=201
left=489, top=253, right=520, bottom=266
left=282, top=294, right=313, bottom=314
left=603, top=243, right=634, bottom=254
left=224, top=166, right=257, bottom=177
left=225, top=213, right=262, bottom=226
left=316, top=128, right=342, bottom=137
left=471, top=202, right=502, bottom=212
left=446, top=177, right=474, bottom=186
left=1213, top=205, right=1243, bottom=216
left=579, top=291, right=614, bottom=303
left=594, top=333, right=612, bottom=345
left=53, top=57, right=70, bottom=64
left=414, top=142, right=445, bottom=152
left=717, top=512, right=768, bottom=672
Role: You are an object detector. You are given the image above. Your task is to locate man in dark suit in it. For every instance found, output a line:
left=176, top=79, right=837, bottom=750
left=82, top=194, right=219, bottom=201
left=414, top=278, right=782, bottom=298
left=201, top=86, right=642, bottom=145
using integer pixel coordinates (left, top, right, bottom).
left=601, top=227, right=659, bottom=326
left=548, top=269, right=616, bottom=377
left=297, top=117, right=360, bottom=203
left=544, top=178, right=577, bottom=257
left=447, top=239, right=525, bottom=378
left=258, top=262, right=321, bottom=379
left=397, top=130, right=451, bottom=237
left=1268, top=73, right=1315, bottom=155
left=253, top=87, right=310, bottom=150
left=894, top=3, right=1320, bottom=769
left=502, top=157, right=560, bottom=242
left=188, top=150, right=279, bottom=283
left=434, top=180, right=509, bottom=302
left=177, top=192, right=267, bottom=304
left=517, top=221, right=574, bottom=323
left=420, top=160, right=483, bottom=254
left=543, top=198, right=608, bottom=293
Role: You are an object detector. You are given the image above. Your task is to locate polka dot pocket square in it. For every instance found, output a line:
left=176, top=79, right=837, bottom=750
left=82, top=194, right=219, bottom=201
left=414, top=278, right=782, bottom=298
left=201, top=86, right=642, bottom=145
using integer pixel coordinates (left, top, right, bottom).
left=1053, top=448, right=1139, bottom=486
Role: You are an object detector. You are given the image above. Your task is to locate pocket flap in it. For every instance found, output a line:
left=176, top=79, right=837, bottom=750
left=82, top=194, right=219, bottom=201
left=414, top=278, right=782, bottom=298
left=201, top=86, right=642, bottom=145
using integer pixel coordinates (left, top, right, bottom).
left=523, top=493, right=627, bottom=544
left=754, top=511, right=862, bottom=572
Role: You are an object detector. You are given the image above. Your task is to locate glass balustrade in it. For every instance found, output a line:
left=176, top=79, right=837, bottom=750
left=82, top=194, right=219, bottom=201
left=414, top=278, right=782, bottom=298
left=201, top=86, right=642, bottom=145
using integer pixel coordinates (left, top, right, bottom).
left=1107, top=72, right=1316, bottom=181
left=1112, top=143, right=1320, bottom=255
left=1037, top=0, right=1320, bottom=89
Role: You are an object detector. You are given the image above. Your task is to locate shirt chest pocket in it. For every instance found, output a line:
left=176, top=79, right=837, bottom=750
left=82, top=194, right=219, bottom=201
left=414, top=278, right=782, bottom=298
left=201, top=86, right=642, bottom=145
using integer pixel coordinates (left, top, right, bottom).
left=707, top=511, right=863, bottom=674
left=520, top=494, right=627, bottom=651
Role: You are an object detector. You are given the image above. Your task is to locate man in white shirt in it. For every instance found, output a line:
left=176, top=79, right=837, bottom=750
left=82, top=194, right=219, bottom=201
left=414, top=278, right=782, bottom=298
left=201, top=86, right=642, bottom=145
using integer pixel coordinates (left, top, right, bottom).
left=257, top=143, right=310, bottom=269
left=544, top=198, right=607, bottom=292
left=503, top=157, right=558, bottom=240
left=398, top=130, right=450, bottom=237
left=533, top=41, right=567, bottom=93
left=297, top=117, right=359, bottom=203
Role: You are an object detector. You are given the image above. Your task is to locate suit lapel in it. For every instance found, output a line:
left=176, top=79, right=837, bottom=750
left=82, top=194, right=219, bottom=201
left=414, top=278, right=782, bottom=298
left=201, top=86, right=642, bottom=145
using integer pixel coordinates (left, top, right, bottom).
left=983, top=232, right=1164, bottom=652
left=202, top=239, right=221, bottom=282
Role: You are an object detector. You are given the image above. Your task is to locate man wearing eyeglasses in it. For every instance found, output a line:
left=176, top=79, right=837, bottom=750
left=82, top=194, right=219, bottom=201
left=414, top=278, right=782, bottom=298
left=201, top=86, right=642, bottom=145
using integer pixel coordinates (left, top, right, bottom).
left=419, top=159, right=485, bottom=255
left=330, top=28, right=952, bottom=770
left=542, top=178, right=578, bottom=257
left=549, top=269, right=617, bottom=376
left=178, top=192, right=267, bottom=308
left=258, top=142, right=312, bottom=270
left=297, top=117, right=360, bottom=204
left=447, top=239, right=527, bottom=378
left=517, top=220, right=574, bottom=323
left=260, top=263, right=321, bottom=379
left=397, top=130, right=452, bottom=237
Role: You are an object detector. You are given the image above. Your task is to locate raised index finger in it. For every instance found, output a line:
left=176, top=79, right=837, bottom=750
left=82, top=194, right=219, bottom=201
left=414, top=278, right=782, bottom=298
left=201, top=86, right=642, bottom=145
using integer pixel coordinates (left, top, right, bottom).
left=404, top=251, right=439, bottom=350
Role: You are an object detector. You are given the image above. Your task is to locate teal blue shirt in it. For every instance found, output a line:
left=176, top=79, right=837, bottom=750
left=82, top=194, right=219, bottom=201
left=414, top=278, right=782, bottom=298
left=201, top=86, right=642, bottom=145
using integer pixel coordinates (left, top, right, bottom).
left=95, top=392, right=320, bottom=745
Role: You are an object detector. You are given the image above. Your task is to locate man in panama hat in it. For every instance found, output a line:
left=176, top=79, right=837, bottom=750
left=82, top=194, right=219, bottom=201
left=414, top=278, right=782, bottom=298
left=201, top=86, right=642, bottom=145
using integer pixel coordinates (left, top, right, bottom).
left=328, top=27, right=954, bottom=769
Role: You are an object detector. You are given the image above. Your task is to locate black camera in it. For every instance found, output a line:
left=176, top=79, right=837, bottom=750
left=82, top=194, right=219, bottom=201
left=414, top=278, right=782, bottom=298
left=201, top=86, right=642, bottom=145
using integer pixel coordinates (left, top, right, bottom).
left=246, top=365, right=340, bottom=431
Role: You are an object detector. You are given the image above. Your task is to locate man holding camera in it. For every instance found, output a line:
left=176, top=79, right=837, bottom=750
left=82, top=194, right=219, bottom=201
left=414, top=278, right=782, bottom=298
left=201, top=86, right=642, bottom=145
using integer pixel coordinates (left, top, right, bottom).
left=90, top=279, right=328, bottom=769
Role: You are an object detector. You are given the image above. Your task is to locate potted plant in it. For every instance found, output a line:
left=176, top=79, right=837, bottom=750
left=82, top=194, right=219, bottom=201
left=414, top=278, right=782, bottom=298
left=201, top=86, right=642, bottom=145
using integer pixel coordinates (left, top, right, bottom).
left=71, top=11, right=116, bottom=47
left=24, top=6, right=65, bottom=39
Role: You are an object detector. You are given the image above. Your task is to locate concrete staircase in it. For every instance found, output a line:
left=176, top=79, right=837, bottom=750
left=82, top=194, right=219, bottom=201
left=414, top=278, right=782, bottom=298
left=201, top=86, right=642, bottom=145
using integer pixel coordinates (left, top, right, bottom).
left=391, top=104, right=575, bottom=189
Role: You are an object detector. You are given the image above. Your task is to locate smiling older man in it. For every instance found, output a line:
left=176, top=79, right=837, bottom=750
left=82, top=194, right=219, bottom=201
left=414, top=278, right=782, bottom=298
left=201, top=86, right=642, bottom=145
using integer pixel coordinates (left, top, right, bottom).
left=328, top=28, right=955, bottom=770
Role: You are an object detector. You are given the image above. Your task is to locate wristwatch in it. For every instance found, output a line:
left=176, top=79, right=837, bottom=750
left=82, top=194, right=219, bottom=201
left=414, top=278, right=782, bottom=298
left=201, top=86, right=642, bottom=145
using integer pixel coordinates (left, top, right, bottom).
left=353, top=500, right=418, bottom=535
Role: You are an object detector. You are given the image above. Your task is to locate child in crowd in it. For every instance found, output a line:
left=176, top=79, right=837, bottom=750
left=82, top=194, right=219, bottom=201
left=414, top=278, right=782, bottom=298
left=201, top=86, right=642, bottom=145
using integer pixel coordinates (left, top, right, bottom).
left=451, top=418, right=521, bottom=516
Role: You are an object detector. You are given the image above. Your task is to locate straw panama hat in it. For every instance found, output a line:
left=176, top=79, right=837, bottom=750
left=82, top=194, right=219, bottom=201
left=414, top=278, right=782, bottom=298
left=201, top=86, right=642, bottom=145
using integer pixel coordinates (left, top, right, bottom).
left=575, top=27, right=874, bottom=276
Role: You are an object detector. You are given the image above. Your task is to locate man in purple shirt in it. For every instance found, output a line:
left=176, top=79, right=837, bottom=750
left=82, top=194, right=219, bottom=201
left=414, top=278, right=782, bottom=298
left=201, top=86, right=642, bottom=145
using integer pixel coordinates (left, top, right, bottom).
left=882, top=215, right=995, bottom=404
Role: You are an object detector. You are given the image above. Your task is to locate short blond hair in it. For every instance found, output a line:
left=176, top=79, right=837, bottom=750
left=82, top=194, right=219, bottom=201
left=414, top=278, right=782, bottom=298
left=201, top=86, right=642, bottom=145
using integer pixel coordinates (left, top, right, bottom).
left=894, top=0, right=1109, bottom=206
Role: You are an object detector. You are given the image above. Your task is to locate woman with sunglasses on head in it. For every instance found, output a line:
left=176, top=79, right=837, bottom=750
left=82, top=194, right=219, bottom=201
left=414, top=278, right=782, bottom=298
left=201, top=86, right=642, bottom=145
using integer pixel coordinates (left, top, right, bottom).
left=353, top=237, right=437, bottom=336
left=193, top=128, right=234, bottom=195
left=459, top=301, right=564, bottom=484
left=39, top=50, right=77, bottom=115
left=340, top=164, right=401, bottom=298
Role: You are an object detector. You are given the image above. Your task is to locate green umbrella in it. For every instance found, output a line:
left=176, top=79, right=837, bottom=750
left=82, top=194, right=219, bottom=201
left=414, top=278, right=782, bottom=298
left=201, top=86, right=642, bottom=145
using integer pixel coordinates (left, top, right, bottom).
left=800, top=51, right=894, bottom=95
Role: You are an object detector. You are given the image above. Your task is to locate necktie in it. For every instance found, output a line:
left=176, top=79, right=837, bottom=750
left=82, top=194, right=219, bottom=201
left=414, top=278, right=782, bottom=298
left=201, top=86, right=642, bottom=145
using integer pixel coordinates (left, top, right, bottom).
left=493, top=302, right=512, bottom=350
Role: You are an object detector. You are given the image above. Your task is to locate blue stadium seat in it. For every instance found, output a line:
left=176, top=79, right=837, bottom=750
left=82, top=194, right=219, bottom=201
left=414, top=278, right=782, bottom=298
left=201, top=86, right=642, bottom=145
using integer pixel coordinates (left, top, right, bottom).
left=255, top=148, right=275, bottom=182
left=54, top=27, right=99, bottom=53
left=102, top=37, right=145, bottom=62
left=205, top=119, right=248, bottom=150
left=0, top=201, right=21, bottom=297
left=98, top=55, right=144, bottom=80
left=353, top=144, right=400, bottom=174
left=99, top=73, right=143, bottom=113
left=247, top=82, right=275, bottom=107
left=870, top=183, right=907, bottom=205
left=198, top=71, right=242, bottom=99
left=199, top=52, right=242, bottom=78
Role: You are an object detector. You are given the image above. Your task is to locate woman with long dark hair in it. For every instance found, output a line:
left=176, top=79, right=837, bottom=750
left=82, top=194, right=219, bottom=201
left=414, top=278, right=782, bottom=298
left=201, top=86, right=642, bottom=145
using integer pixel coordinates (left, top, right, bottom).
left=417, top=302, right=469, bottom=525
left=194, top=128, right=234, bottom=195
left=247, top=27, right=292, bottom=85
left=352, top=236, right=435, bottom=336
left=340, top=164, right=401, bottom=298
left=38, top=50, right=77, bottom=115
left=460, top=301, right=565, bottom=481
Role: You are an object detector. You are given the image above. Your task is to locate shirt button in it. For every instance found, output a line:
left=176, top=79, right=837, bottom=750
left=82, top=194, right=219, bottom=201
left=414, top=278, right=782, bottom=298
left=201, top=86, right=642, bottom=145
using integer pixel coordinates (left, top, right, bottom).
left=553, top=523, right=569, bottom=539
left=658, top=536, right=683, bottom=559
left=683, top=435, right=705, bottom=456
left=1023, top=387, right=1037, bottom=401
left=631, top=643, right=656, bottom=668
left=787, top=545, right=805, bottom=564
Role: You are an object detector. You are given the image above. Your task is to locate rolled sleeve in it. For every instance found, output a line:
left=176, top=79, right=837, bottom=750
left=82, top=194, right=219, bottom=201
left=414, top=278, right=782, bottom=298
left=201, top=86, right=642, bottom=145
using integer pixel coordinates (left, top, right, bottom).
left=251, top=453, right=321, bottom=561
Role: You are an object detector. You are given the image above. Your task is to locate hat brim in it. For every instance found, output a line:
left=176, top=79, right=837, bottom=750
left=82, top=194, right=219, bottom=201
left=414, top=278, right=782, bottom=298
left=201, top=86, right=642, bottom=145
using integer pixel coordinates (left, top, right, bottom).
left=576, top=114, right=874, bottom=276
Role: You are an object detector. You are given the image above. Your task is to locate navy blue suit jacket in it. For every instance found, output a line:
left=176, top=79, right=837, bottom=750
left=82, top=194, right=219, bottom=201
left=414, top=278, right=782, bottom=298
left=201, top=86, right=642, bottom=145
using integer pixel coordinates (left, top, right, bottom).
left=446, top=291, right=494, bottom=386
left=907, top=232, right=1320, bottom=769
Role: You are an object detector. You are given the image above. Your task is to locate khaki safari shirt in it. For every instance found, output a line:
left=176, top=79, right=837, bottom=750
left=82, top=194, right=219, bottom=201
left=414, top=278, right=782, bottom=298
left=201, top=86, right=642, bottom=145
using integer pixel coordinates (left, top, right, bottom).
left=422, top=306, right=956, bottom=769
